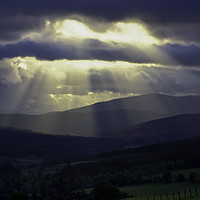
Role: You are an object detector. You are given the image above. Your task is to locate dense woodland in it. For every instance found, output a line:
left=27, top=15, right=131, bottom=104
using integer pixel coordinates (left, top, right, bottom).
left=1, top=135, right=200, bottom=200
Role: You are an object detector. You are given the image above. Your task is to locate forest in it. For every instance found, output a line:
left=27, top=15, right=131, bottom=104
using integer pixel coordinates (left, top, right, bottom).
left=1, top=135, right=200, bottom=200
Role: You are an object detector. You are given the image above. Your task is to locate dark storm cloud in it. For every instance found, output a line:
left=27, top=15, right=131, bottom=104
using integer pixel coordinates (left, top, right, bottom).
left=0, top=0, right=200, bottom=23
left=0, top=40, right=146, bottom=62
left=0, top=16, right=46, bottom=42
left=148, top=24, right=200, bottom=44
left=159, top=44, right=200, bottom=66
left=0, top=41, right=78, bottom=60
left=1, top=40, right=200, bottom=66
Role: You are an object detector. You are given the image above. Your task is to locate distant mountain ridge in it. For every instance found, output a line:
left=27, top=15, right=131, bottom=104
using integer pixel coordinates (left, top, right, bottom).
left=0, top=109, right=168, bottom=137
left=0, top=94, right=200, bottom=137
left=64, top=93, right=200, bottom=114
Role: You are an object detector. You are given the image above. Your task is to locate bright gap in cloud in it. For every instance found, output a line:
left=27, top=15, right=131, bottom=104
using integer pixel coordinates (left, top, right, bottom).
left=55, top=19, right=159, bottom=45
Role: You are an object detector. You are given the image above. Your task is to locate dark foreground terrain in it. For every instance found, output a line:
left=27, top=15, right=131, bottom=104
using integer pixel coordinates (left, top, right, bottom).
left=1, top=128, right=200, bottom=199
left=1, top=112, right=200, bottom=164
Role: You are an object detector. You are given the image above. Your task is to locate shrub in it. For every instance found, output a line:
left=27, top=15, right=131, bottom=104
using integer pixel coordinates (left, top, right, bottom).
left=92, top=182, right=121, bottom=200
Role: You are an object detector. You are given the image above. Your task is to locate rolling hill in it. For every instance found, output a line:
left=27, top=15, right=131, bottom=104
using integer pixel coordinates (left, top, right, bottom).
left=65, top=93, right=200, bottom=115
left=92, top=131, right=200, bottom=167
left=0, top=113, right=200, bottom=164
left=0, top=127, right=132, bottom=163
left=0, top=110, right=168, bottom=137
left=0, top=94, right=200, bottom=137
left=106, top=113, right=200, bottom=145
left=1, top=111, right=200, bottom=164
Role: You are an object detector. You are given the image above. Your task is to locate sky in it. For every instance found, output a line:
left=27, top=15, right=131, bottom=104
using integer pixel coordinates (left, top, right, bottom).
left=0, top=0, right=200, bottom=114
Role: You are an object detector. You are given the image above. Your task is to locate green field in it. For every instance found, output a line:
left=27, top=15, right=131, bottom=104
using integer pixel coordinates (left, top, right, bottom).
left=120, top=183, right=200, bottom=200
left=85, top=182, right=200, bottom=200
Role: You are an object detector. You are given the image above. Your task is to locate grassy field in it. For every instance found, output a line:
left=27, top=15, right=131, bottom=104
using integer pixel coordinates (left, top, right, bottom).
left=120, top=183, right=200, bottom=200
left=85, top=182, right=200, bottom=199
left=123, top=194, right=200, bottom=200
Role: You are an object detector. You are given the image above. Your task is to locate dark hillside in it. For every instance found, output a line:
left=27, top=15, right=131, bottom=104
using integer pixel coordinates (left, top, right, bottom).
left=0, top=127, right=130, bottom=163
left=107, top=114, right=200, bottom=145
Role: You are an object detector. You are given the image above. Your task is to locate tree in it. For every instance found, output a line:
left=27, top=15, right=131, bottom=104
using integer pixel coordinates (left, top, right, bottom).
left=189, top=172, right=197, bottom=183
left=8, top=192, right=29, bottom=200
left=176, top=173, right=186, bottom=182
left=92, top=182, right=121, bottom=200
left=162, top=170, right=172, bottom=184
left=151, top=175, right=161, bottom=183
